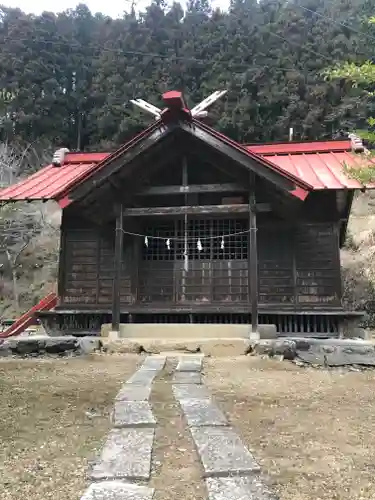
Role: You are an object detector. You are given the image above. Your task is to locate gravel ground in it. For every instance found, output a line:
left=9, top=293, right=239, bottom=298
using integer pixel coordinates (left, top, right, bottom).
left=204, top=356, right=375, bottom=500
left=0, top=355, right=140, bottom=500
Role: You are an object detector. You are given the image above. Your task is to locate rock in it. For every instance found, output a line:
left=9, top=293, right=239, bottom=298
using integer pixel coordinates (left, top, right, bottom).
left=4, top=337, right=45, bottom=355
left=351, top=328, right=372, bottom=340
left=293, top=339, right=311, bottom=351
left=270, top=339, right=296, bottom=360
left=78, top=337, right=102, bottom=354
left=322, top=345, right=336, bottom=354
left=293, top=358, right=306, bottom=367
left=44, top=337, right=78, bottom=354
left=252, top=340, right=273, bottom=356
left=341, top=345, right=375, bottom=355
left=297, top=348, right=375, bottom=367
left=0, top=343, right=12, bottom=357
left=103, top=340, right=144, bottom=354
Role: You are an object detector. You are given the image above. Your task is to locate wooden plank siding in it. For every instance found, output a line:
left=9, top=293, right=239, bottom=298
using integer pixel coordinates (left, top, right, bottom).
left=58, top=213, right=342, bottom=310
left=60, top=217, right=133, bottom=306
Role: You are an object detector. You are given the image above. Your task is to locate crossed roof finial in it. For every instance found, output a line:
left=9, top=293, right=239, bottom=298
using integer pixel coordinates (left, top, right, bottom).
left=130, top=89, right=227, bottom=122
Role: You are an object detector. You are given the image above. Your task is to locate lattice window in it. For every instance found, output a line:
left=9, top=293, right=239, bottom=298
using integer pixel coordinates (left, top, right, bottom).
left=142, top=219, right=248, bottom=261
left=142, top=222, right=175, bottom=261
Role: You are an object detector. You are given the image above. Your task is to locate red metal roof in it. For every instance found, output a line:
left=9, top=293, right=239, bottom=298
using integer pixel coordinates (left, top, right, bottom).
left=0, top=137, right=371, bottom=203
left=247, top=140, right=371, bottom=190
left=247, top=140, right=352, bottom=155
left=0, top=161, right=98, bottom=201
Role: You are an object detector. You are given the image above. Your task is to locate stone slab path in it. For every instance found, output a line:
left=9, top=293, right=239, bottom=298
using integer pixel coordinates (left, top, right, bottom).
left=115, top=385, right=151, bottom=402
left=82, top=481, right=154, bottom=500
left=82, top=356, right=165, bottom=499
left=206, top=477, right=278, bottom=500
left=178, top=399, right=228, bottom=427
left=172, top=383, right=211, bottom=400
left=89, top=428, right=155, bottom=480
left=190, top=427, right=261, bottom=476
left=176, top=356, right=203, bottom=372
left=172, top=355, right=278, bottom=499
left=112, top=401, right=156, bottom=428
left=172, top=371, right=202, bottom=384
left=126, top=369, right=159, bottom=386
left=80, top=354, right=278, bottom=500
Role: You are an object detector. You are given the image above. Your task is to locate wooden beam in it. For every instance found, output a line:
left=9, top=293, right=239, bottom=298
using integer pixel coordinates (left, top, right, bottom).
left=139, top=183, right=247, bottom=196
left=108, top=176, right=123, bottom=194
left=180, top=121, right=309, bottom=199
left=112, top=203, right=123, bottom=333
left=248, top=174, right=258, bottom=334
left=123, top=203, right=270, bottom=217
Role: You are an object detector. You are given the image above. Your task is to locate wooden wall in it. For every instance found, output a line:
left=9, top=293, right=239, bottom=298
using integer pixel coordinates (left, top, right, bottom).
left=59, top=216, right=133, bottom=307
left=258, top=222, right=341, bottom=307
left=58, top=212, right=342, bottom=310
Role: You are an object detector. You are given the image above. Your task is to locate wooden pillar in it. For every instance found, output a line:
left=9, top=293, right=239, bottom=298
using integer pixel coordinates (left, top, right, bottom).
left=248, top=174, right=258, bottom=334
left=112, top=203, right=123, bottom=333
left=131, top=235, right=140, bottom=304
left=181, top=156, right=188, bottom=302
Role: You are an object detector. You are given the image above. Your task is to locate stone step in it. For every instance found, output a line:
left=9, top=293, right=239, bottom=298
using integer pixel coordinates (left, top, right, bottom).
left=90, top=428, right=154, bottom=481
left=81, top=481, right=154, bottom=500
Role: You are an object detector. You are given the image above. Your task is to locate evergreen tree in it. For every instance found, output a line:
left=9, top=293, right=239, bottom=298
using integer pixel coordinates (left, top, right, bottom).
left=0, top=0, right=373, bottom=152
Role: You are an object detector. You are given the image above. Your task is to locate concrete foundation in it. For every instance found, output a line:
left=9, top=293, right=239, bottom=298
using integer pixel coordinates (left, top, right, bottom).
left=101, top=323, right=277, bottom=341
left=102, top=337, right=251, bottom=357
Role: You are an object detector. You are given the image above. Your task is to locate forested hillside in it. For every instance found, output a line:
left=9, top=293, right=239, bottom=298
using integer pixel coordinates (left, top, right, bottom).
left=1, top=0, right=375, bottom=318
left=0, top=0, right=374, bottom=152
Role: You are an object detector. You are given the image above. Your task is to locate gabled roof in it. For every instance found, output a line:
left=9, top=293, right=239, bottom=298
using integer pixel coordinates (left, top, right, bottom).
left=248, top=140, right=371, bottom=190
left=0, top=91, right=371, bottom=205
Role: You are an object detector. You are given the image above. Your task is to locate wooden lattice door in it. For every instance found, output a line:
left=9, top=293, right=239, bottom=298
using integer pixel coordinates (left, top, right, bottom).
left=139, top=219, right=249, bottom=304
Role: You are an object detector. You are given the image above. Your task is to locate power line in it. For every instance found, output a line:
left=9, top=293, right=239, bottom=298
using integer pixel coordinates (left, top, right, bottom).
left=267, top=31, right=333, bottom=64
left=295, top=4, right=375, bottom=44
left=9, top=38, right=327, bottom=74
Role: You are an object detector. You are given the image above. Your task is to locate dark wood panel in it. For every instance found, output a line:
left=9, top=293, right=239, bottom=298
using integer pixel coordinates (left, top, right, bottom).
left=258, top=224, right=294, bottom=305
left=295, top=223, right=340, bottom=306
left=140, top=183, right=247, bottom=195
left=60, top=205, right=342, bottom=311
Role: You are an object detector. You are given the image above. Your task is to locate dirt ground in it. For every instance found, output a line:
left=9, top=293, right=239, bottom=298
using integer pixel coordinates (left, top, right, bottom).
left=205, top=356, right=375, bottom=500
left=0, top=355, right=140, bottom=500
left=1, top=354, right=375, bottom=500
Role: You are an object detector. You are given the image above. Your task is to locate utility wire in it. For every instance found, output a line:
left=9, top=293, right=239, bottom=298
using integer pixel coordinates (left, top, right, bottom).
left=10, top=38, right=330, bottom=73
left=267, top=31, right=333, bottom=64
left=295, top=4, right=375, bottom=44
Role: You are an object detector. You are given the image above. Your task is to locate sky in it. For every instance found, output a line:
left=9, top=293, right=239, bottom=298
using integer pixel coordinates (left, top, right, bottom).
left=2, top=0, right=227, bottom=18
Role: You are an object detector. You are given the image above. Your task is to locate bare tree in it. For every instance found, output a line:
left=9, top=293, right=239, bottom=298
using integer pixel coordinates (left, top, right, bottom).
left=0, top=142, right=57, bottom=310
